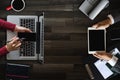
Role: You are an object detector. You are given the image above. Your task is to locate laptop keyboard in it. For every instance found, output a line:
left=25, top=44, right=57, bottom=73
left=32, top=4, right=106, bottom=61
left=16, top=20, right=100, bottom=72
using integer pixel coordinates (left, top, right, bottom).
left=19, top=18, right=36, bottom=57
left=20, top=42, right=35, bottom=56
left=20, top=18, right=35, bottom=31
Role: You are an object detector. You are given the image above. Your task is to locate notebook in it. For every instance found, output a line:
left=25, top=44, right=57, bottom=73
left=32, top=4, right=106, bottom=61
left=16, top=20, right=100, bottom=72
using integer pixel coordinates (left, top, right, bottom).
left=79, top=0, right=109, bottom=20
left=88, top=27, right=106, bottom=54
left=94, top=60, right=113, bottom=79
left=6, top=13, right=44, bottom=62
left=6, top=63, right=30, bottom=80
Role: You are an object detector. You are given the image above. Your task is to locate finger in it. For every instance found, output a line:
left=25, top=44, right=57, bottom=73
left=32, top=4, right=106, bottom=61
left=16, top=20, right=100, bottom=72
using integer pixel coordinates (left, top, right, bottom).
left=93, top=53, right=99, bottom=57
left=25, top=28, right=32, bottom=32
left=13, top=41, right=21, bottom=46
left=93, top=53, right=98, bottom=57
left=10, top=36, right=17, bottom=41
left=92, top=24, right=98, bottom=28
left=12, top=41, right=21, bottom=48
left=10, top=37, right=19, bottom=44
left=12, top=44, right=16, bottom=47
left=93, top=53, right=101, bottom=59
left=20, top=27, right=32, bottom=32
left=15, top=43, right=22, bottom=48
left=94, top=53, right=102, bottom=57
left=97, top=26, right=106, bottom=29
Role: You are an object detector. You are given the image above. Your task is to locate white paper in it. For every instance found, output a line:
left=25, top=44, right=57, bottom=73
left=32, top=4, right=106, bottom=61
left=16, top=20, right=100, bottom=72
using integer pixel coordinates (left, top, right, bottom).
left=94, top=60, right=113, bottom=79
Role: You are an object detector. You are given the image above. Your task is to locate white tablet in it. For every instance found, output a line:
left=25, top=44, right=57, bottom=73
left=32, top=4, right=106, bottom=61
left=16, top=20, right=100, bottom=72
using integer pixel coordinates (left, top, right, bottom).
left=88, top=27, right=106, bottom=54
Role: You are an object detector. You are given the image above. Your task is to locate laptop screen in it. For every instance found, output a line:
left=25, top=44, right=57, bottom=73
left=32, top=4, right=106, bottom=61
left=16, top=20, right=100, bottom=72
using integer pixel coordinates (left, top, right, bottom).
left=89, top=29, right=105, bottom=51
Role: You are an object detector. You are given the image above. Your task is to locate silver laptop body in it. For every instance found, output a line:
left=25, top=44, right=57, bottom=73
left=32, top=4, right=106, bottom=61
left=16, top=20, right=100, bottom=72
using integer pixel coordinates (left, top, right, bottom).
left=79, top=0, right=109, bottom=20
left=7, top=14, right=44, bottom=61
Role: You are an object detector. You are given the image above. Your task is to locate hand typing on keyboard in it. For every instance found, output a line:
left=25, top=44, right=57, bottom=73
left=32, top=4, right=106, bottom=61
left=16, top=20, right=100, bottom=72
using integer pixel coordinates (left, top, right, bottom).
left=6, top=37, right=22, bottom=52
left=14, top=25, right=32, bottom=32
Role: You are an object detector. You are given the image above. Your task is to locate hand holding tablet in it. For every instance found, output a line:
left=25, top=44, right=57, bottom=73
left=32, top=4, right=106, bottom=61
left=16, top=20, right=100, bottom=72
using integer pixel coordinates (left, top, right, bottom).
left=88, top=27, right=106, bottom=54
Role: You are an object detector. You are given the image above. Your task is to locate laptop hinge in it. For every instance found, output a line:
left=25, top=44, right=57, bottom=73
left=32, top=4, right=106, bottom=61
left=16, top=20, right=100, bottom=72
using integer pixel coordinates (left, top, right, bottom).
left=36, top=21, right=41, bottom=62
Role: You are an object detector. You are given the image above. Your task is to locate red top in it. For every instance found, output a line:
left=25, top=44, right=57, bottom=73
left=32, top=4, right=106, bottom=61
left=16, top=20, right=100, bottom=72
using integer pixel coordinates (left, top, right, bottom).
left=0, top=19, right=16, bottom=56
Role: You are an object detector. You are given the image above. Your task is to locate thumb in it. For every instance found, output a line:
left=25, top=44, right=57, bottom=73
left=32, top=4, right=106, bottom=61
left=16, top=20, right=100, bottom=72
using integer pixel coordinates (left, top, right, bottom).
left=92, top=24, right=98, bottom=28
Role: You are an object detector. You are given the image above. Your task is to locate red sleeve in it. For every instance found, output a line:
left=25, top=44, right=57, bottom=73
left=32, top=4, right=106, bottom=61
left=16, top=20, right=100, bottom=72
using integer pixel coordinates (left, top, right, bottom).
left=0, top=19, right=16, bottom=31
left=0, top=46, right=9, bottom=56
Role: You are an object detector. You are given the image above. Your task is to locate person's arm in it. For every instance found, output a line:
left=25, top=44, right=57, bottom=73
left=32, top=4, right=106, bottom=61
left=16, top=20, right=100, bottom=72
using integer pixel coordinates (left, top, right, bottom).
left=0, top=46, right=9, bottom=56
left=107, top=9, right=120, bottom=24
left=0, top=37, right=21, bottom=56
left=0, top=19, right=31, bottom=32
left=93, top=52, right=120, bottom=74
left=0, top=19, right=16, bottom=31
left=92, top=17, right=112, bottom=29
left=0, top=19, right=31, bottom=56
left=93, top=52, right=118, bottom=66
left=110, top=9, right=120, bottom=24
left=92, top=9, right=120, bottom=29
left=0, top=19, right=16, bottom=56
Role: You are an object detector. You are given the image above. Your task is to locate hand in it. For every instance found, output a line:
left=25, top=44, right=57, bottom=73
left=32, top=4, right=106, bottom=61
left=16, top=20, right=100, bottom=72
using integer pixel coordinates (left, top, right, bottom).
left=5, top=37, right=22, bottom=52
left=14, top=25, right=32, bottom=32
left=93, top=51, right=113, bottom=61
left=92, top=18, right=112, bottom=29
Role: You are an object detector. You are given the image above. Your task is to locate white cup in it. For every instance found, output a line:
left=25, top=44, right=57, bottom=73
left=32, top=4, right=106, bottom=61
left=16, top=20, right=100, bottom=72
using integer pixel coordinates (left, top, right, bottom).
left=11, top=0, right=25, bottom=12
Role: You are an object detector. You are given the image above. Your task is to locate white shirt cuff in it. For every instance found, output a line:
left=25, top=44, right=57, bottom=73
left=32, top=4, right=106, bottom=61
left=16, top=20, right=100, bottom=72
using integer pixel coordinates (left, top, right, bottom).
left=108, top=56, right=118, bottom=66
left=108, top=14, right=114, bottom=24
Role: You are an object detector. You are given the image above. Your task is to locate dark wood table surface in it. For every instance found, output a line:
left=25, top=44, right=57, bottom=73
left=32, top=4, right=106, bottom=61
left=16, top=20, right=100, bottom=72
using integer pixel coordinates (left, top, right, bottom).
left=0, top=0, right=115, bottom=80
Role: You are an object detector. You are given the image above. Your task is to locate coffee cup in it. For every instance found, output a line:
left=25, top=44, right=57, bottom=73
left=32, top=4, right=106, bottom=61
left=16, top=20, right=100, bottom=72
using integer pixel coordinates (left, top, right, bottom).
left=6, top=0, right=25, bottom=12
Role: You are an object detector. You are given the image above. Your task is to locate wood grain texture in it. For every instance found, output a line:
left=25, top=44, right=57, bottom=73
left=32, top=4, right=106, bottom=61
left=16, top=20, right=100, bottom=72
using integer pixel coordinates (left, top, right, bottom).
left=0, top=0, right=110, bottom=80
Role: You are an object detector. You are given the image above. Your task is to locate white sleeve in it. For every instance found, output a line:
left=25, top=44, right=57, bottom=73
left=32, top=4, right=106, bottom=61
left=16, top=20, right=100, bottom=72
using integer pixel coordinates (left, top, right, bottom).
left=108, top=14, right=115, bottom=24
left=108, top=56, right=118, bottom=66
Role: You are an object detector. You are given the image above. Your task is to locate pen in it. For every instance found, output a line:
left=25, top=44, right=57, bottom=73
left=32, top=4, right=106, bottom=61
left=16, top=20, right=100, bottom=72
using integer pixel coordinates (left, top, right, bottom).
left=6, top=38, right=26, bottom=43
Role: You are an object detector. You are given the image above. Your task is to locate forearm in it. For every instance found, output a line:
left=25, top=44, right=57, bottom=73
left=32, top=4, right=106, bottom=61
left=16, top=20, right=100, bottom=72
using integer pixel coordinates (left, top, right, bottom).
left=0, top=46, right=9, bottom=56
left=109, top=9, right=120, bottom=24
left=0, top=19, right=16, bottom=31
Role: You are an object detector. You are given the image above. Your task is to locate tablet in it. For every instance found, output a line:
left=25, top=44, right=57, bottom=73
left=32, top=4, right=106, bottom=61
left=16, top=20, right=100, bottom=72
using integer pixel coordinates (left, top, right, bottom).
left=88, top=27, right=106, bottom=54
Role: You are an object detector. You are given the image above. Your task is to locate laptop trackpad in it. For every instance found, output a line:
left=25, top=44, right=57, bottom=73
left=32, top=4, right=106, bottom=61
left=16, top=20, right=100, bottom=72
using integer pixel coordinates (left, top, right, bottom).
left=18, top=32, right=36, bottom=41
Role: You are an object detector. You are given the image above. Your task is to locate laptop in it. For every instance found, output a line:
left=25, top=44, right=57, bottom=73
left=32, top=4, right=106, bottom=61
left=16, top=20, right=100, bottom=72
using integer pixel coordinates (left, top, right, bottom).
left=88, top=27, right=106, bottom=54
left=6, top=13, right=44, bottom=62
left=79, top=0, right=109, bottom=20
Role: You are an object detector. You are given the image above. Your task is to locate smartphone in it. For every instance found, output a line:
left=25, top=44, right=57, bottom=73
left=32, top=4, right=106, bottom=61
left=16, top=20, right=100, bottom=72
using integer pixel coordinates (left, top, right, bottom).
left=18, top=32, right=36, bottom=41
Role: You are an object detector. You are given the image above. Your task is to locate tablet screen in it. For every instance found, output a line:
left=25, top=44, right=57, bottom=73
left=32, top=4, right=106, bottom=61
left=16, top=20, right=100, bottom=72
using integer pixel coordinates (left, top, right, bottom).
left=89, top=29, right=105, bottom=51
